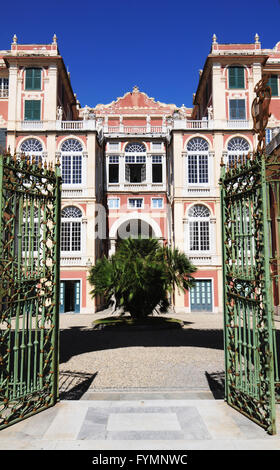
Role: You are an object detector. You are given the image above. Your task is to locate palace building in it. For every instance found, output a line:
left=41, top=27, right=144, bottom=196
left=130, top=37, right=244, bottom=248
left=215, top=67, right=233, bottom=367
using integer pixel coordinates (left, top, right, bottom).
left=1, top=33, right=280, bottom=314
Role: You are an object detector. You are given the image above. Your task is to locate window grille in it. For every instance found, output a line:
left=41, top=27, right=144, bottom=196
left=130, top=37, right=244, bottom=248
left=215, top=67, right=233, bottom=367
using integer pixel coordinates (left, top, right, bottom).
left=61, top=206, right=82, bottom=252
left=128, top=198, right=144, bottom=208
left=187, top=137, right=209, bottom=152
left=0, top=78, right=9, bottom=97
left=125, top=142, right=146, bottom=153
left=227, top=137, right=250, bottom=167
left=152, top=155, right=162, bottom=163
left=188, top=205, right=210, bottom=251
left=187, top=138, right=209, bottom=184
left=61, top=139, right=83, bottom=185
left=20, top=138, right=43, bottom=165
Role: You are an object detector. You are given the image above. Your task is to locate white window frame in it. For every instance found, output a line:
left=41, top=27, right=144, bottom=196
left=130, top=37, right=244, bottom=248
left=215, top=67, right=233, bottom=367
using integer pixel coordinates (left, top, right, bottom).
left=61, top=139, right=84, bottom=187
left=151, top=197, right=164, bottom=209
left=61, top=206, right=82, bottom=254
left=108, top=198, right=120, bottom=209
left=227, top=137, right=250, bottom=168
left=127, top=198, right=144, bottom=209
left=188, top=205, right=211, bottom=252
left=186, top=138, right=209, bottom=187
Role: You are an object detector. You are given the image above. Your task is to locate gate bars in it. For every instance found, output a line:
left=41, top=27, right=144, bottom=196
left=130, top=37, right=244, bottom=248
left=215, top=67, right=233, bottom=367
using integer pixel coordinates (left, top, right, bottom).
left=0, top=153, right=61, bottom=429
left=220, top=151, right=279, bottom=435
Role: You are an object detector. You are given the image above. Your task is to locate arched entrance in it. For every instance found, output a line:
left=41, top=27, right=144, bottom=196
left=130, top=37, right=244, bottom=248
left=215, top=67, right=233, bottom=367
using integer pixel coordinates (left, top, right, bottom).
left=109, top=213, right=163, bottom=255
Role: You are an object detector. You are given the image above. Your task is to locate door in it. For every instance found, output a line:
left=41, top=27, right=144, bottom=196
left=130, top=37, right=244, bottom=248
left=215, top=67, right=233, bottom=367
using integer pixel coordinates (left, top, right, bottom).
left=190, top=280, right=212, bottom=312
left=74, top=280, right=80, bottom=313
left=60, top=281, right=65, bottom=313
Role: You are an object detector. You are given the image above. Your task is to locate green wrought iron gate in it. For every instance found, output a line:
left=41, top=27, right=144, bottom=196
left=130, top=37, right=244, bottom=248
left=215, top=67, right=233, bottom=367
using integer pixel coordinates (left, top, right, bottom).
left=220, top=151, right=279, bottom=435
left=0, top=153, right=61, bottom=429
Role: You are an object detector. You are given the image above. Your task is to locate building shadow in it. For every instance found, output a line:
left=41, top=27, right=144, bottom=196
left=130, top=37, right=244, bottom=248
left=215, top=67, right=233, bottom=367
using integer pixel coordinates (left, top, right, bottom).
left=59, top=326, right=225, bottom=364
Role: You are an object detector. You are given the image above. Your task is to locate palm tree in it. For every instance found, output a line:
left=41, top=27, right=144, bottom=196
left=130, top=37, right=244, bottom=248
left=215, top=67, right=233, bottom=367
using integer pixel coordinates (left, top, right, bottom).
left=88, top=238, right=197, bottom=319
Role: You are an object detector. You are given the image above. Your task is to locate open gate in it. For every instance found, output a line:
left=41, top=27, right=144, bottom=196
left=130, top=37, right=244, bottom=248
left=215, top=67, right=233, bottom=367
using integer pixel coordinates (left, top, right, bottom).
left=220, top=77, right=280, bottom=434
left=0, top=152, right=61, bottom=429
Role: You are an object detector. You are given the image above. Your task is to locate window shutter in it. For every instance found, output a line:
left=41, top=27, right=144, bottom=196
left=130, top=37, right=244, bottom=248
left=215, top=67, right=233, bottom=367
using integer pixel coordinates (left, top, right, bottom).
left=236, top=67, right=244, bottom=88
left=25, top=68, right=41, bottom=90
left=25, top=69, right=33, bottom=89
left=24, top=100, right=41, bottom=121
left=228, top=67, right=236, bottom=88
left=229, top=99, right=245, bottom=120
left=24, top=100, right=33, bottom=120
left=268, top=75, right=278, bottom=96
left=33, top=68, right=41, bottom=90
left=228, top=67, right=244, bottom=89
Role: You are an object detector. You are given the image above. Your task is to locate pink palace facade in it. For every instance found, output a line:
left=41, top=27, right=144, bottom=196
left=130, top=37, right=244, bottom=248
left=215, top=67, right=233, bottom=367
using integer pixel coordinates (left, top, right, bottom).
left=1, top=33, right=280, bottom=314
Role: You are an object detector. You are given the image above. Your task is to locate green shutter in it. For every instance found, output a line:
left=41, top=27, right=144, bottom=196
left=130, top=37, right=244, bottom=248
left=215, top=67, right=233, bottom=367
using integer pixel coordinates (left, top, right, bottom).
left=236, top=67, right=244, bottom=88
left=268, top=75, right=278, bottom=96
left=24, top=100, right=41, bottom=121
left=228, top=67, right=244, bottom=89
left=229, top=99, right=246, bottom=120
left=25, top=69, right=33, bottom=89
left=25, top=68, right=41, bottom=90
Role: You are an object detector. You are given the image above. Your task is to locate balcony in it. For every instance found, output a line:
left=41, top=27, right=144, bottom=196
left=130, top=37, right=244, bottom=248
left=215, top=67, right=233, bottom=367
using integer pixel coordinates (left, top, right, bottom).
left=19, top=120, right=97, bottom=131
left=105, top=124, right=167, bottom=136
left=173, top=118, right=251, bottom=130
left=108, top=182, right=166, bottom=192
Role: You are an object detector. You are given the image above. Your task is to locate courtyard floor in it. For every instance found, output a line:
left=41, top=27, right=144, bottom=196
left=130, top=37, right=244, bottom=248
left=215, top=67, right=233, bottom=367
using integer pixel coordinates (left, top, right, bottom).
left=58, top=311, right=226, bottom=398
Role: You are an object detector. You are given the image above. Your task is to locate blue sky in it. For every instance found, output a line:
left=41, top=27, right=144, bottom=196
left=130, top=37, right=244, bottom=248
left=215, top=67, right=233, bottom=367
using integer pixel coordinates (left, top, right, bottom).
left=2, top=0, right=280, bottom=108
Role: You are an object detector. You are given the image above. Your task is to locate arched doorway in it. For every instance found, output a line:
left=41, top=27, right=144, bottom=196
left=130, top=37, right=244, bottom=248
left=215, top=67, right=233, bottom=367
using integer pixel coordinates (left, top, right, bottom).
left=109, top=214, right=162, bottom=255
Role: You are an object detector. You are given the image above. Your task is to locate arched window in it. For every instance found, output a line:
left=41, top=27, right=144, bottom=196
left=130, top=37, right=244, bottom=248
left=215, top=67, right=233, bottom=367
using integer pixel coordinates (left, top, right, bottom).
left=186, top=138, right=209, bottom=184
left=61, top=206, right=82, bottom=252
left=124, top=142, right=146, bottom=183
left=188, top=204, right=210, bottom=251
left=227, top=137, right=250, bottom=167
left=61, top=139, right=83, bottom=185
left=20, top=138, right=43, bottom=164
left=125, top=142, right=146, bottom=153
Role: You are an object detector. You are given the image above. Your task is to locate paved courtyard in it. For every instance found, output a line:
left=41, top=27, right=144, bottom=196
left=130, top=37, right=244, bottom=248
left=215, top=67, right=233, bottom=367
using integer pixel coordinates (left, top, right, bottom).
left=58, top=311, right=226, bottom=397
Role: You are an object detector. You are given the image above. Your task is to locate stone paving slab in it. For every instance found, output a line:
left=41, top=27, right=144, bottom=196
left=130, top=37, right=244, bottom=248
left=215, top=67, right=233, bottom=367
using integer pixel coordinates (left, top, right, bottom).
left=0, top=399, right=280, bottom=450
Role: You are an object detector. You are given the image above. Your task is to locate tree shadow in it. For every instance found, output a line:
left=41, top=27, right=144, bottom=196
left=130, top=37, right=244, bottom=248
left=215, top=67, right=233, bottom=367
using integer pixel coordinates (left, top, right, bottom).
left=59, top=326, right=225, bottom=364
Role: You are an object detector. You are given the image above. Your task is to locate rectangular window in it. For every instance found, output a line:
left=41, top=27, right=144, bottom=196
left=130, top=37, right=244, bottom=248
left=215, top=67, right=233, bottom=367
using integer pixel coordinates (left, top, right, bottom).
left=108, top=142, right=119, bottom=151
left=152, top=142, right=162, bottom=150
left=108, top=155, right=119, bottom=183
left=24, top=100, right=41, bottom=121
left=25, top=68, right=41, bottom=90
left=189, top=221, right=210, bottom=251
left=188, top=155, right=208, bottom=184
left=266, top=128, right=273, bottom=145
left=151, top=198, right=163, bottom=209
left=228, top=67, right=244, bottom=89
left=229, top=99, right=246, bottom=120
left=152, top=155, right=163, bottom=183
left=128, top=198, right=144, bottom=209
left=268, top=75, right=278, bottom=96
left=108, top=198, right=120, bottom=209
left=62, top=155, right=82, bottom=184
left=0, top=78, right=9, bottom=97
left=61, top=222, right=81, bottom=251
left=125, top=163, right=146, bottom=183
